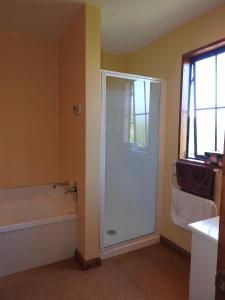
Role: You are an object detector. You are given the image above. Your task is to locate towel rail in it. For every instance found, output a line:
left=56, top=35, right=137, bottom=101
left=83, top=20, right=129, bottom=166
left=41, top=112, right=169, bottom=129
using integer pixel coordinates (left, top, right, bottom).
left=171, top=162, right=222, bottom=189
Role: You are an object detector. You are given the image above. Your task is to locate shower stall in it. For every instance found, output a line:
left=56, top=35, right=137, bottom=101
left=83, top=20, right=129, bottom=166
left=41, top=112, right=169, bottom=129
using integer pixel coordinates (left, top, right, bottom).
left=100, top=71, right=164, bottom=258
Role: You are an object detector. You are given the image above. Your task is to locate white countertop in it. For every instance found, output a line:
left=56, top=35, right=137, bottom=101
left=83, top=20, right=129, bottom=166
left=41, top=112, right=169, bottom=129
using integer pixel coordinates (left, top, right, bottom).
left=188, top=216, right=219, bottom=244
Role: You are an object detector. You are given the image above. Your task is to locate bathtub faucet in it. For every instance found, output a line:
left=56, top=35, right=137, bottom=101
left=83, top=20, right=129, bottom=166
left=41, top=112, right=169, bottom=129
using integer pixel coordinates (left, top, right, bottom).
left=64, top=182, right=77, bottom=195
left=53, top=181, right=69, bottom=189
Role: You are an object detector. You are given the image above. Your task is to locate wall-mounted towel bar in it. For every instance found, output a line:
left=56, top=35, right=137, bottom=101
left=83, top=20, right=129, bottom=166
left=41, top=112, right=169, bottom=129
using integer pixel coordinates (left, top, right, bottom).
left=171, top=161, right=219, bottom=229
left=172, top=161, right=222, bottom=201
left=171, top=162, right=222, bottom=187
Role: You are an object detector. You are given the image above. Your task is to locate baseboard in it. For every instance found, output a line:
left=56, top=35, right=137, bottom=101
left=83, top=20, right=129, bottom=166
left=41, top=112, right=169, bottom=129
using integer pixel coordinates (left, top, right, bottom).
left=101, top=234, right=160, bottom=260
left=74, top=249, right=101, bottom=270
left=160, top=235, right=190, bottom=260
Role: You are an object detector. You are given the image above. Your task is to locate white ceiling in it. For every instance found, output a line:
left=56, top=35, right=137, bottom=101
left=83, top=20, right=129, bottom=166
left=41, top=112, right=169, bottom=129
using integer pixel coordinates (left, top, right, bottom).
left=0, top=0, right=224, bottom=54
left=100, top=0, right=225, bottom=54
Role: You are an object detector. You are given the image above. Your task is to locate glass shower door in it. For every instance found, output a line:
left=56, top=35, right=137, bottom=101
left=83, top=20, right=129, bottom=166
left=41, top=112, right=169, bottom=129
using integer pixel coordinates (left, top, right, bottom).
left=102, top=73, right=161, bottom=248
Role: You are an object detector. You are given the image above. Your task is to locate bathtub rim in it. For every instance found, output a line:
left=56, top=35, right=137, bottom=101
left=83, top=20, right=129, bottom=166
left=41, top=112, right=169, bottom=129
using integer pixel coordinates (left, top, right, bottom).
left=0, top=213, right=77, bottom=234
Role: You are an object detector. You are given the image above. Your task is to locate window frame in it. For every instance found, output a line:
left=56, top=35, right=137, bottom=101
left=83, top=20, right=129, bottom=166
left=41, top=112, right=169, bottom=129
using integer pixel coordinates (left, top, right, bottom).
left=178, top=38, right=225, bottom=163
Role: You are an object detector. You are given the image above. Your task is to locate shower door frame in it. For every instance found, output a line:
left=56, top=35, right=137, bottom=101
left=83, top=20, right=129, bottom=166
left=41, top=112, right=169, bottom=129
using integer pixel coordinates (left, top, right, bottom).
left=100, top=70, right=166, bottom=258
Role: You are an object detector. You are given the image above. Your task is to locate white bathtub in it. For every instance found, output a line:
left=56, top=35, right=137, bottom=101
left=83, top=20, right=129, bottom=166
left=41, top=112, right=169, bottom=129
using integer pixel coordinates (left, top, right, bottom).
left=0, top=185, right=77, bottom=278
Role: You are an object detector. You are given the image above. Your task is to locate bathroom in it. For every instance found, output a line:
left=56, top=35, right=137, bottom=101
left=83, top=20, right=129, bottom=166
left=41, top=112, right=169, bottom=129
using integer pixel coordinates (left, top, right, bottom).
left=0, top=1, right=225, bottom=299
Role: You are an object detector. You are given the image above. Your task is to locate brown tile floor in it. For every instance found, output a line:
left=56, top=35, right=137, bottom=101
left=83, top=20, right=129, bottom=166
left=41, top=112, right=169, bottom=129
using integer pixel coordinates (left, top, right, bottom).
left=0, top=244, right=190, bottom=300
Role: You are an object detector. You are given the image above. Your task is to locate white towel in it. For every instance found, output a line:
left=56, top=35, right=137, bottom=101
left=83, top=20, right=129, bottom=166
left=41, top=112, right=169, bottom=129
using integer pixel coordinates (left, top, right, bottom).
left=171, top=186, right=217, bottom=229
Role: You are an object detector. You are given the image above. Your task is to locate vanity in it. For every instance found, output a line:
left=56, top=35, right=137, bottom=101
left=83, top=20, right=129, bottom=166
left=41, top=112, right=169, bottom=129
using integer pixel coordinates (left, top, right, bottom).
left=188, top=216, right=219, bottom=300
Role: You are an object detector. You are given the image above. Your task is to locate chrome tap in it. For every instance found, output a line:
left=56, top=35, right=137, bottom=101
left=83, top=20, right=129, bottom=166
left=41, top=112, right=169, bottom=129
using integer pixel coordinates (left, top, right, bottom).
left=64, top=182, right=77, bottom=195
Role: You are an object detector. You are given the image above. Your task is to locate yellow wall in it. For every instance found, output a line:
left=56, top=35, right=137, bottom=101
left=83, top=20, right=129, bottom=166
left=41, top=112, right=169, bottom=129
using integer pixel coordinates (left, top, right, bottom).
left=59, top=6, right=86, bottom=256
left=101, top=3, right=225, bottom=252
left=127, top=3, right=225, bottom=252
left=0, top=32, right=59, bottom=188
left=59, top=4, right=101, bottom=260
left=101, top=51, right=128, bottom=73
left=85, top=4, right=101, bottom=260
left=1, top=1, right=223, bottom=256
left=0, top=3, right=100, bottom=260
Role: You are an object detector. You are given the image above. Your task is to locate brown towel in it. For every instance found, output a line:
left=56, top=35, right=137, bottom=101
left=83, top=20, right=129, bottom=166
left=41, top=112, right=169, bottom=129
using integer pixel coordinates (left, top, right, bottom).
left=176, top=160, right=215, bottom=200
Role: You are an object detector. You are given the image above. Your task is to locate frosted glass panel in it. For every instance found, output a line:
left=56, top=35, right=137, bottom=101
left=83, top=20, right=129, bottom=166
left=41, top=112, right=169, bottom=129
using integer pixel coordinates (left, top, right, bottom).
left=103, top=75, right=161, bottom=248
left=135, top=115, right=147, bottom=148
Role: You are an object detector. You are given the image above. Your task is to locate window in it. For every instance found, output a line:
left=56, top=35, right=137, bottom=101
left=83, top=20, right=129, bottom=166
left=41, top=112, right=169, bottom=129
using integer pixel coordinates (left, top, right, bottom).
left=129, top=80, right=150, bottom=151
left=179, top=39, right=225, bottom=161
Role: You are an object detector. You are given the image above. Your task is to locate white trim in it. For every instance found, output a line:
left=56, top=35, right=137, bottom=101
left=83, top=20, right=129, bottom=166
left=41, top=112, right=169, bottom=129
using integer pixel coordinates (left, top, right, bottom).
left=154, top=79, right=166, bottom=235
left=100, top=71, right=107, bottom=252
left=101, top=234, right=160, bottom=260
left=101, top=69, right=161, bottom=83
left=100, top=70, right=165, bottom=257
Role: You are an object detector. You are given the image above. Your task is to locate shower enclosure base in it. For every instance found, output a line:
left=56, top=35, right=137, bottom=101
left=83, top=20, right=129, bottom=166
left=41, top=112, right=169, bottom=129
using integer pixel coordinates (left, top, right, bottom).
left=100, top=233, right=160, bottom=260
left=104, top=205, right=157, bottom=248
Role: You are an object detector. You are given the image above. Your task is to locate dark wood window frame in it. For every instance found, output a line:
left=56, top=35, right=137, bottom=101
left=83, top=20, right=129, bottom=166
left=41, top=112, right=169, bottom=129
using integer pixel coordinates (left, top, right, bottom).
left=178, top=38, right=225, bottom=163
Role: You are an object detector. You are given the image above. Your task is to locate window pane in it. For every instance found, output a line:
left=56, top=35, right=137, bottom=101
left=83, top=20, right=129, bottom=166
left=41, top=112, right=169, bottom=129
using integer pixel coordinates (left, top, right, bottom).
left=134, top=80, right=145, bottom=114
left=135, top=115, right=146, bottom=148
left=145, top=81, right=150, bottom=113
left=195, top=57, right=216, bottom=109
left=188, top=81, right=195, bottom=158
left=217, top=53, right=225, bottom=107
left=217, top=108, right=225, bottom=153
left=196, top=109, right=215, bottom=155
